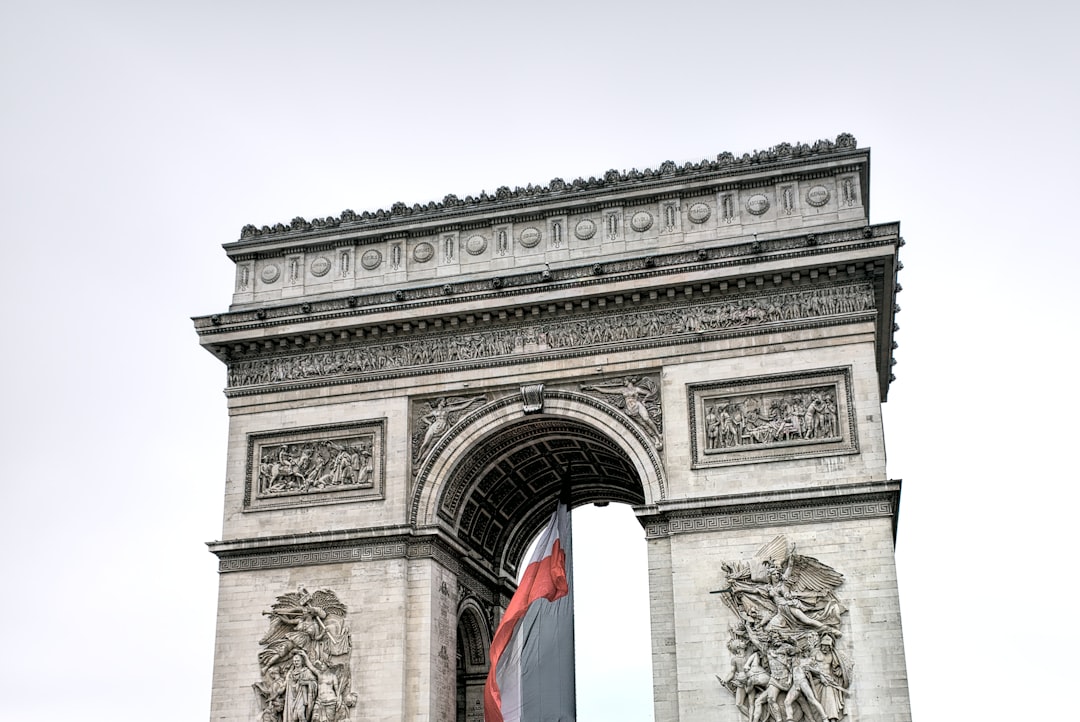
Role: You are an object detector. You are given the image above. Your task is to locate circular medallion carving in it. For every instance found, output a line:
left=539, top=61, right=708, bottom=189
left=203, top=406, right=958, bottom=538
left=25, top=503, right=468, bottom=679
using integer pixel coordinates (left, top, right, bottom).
left=519, top=227, right=542, bottom=248
left=361, top=249, right=382, bottom=270
left=806, top=185, right=830, bottom=207
left=574, top=219, right=597, bottom=240
left=630, top=211, right=653, bottom=232
left=413, top=242, right=435, bottom=263
left=745, top=194, right=770, bottom=215
left=309, top=257, right=331, bottom=277
left=688, top=202, right=711, bottom=224
left=466, top=234, right=487, bottom=256
left=260, top=264, right=281, bottom=283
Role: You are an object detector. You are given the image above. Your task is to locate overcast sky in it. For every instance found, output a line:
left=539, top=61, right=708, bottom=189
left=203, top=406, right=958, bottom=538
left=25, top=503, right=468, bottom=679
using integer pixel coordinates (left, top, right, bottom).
left=2, top=1, right=1077, bottom=720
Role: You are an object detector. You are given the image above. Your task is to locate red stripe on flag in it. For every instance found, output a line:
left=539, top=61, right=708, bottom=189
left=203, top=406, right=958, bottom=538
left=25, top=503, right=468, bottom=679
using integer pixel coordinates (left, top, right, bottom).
left=483, top=534, right=568, bottom=722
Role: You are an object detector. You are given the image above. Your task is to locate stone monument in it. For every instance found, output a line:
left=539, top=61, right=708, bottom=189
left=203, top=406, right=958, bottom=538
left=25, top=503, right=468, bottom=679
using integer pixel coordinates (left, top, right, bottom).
left=195, top=133, right=911, bottom=721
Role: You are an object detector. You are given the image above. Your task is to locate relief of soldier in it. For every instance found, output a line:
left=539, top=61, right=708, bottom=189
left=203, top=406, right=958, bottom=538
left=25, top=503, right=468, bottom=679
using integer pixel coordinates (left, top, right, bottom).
left=229, top=284, right=874, bottom=388
left=254, top=587, right=357, bottom=722
left=705, top=387, right=839, bottom=451
left=259, top=438, right=373, bottom=496
left=713, top=536, right=853, bottom=722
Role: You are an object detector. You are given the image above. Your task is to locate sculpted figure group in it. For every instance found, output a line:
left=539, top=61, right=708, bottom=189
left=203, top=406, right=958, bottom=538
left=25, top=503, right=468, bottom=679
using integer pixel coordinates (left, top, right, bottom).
left=259, top=439, right=373, bottom=496
left=228, top=284, right=874, bottom=388
left=254, top=587, right=357, bottom=722
left=715, top=536, right=853, bottom=722
left=705, top=388, right=838, bottom=451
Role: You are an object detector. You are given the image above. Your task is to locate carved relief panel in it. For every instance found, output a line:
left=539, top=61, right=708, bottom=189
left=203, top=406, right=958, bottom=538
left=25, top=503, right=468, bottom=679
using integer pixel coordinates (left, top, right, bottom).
left=578, top=374, right=663, bottom=450
left=244, top=420, right=386, bottom=511
left=410, top=395, right=489, bottom=471
left=227, top=283, right=875, bottom=391
left=714, top=535, right=853, bottom=722
left=253, top=587, right=357, bottom=722
left=688, top=368, right=857, bottom=467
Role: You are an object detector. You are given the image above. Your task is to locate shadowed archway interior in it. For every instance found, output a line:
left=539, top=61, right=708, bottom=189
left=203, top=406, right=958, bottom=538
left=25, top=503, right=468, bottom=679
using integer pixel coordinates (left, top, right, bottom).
left=438, top=416, right=645, bottom=576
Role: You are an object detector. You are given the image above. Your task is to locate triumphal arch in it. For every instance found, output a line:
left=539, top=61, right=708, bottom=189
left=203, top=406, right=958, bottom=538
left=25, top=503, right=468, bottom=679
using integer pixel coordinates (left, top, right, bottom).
left=195, top=134, right=911, bottom=722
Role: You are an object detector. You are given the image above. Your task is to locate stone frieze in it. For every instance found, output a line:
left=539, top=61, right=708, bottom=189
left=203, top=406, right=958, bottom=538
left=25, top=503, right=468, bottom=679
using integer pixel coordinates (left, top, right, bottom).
left=227, top=283, right=875, bottom=390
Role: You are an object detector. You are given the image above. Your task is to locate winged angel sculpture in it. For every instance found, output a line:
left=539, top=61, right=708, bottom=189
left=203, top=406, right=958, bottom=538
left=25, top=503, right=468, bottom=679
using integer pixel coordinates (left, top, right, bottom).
left=713, top=536, right=853, bottom=722
left=253, top=587, right=357, bottom=722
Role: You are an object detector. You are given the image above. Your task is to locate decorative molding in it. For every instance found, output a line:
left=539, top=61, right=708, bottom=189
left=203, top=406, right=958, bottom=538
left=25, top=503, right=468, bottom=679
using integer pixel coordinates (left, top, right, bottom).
left=226, top=283, right=875, bottom=391
left=413, top=242, right=434, bottom=263
left=360, top=249, right=382, bottom=270
left=260, top=264, right=281, bottom=284
left=574, top=219, right=596, bottom=240
left=216, top=539, right=409, bottom=572
left=641, top=483, right=898, bottom=539
left=244, top=420, right=386, bottom=512
left=211, top=531, right=488, bottom=578
left=310, top=256, right=332, bottom=277
left=198, top=223, right=898, bottom=333
left=519, top=226, right=541, bottom=248
left=236, top=134, right=859, bottom=241
left=688, top=202, right=711, bottom=224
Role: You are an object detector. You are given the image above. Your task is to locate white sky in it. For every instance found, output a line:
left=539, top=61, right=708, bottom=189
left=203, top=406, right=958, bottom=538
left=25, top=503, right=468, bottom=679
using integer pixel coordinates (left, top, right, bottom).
left=2, top=1, right=1077, bottom=719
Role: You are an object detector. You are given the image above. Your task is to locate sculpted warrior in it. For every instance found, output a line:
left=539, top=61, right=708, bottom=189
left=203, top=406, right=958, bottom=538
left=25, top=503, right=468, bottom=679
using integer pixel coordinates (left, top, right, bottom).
left=713, top=536, right=852, bottom=721
left=255, top=587, right=356, bottom=722
left=283, top=653, right=317, bottom=722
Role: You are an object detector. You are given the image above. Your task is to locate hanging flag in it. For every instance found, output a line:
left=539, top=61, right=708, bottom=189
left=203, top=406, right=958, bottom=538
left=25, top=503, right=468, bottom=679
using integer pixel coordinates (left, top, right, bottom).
left=484, top=501, right=575, bottom=722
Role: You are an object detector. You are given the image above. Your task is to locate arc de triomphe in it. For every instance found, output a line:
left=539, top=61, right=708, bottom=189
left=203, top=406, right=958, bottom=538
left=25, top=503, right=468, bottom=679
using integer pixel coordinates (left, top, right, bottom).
left=195, top=134, right=911, bottom=722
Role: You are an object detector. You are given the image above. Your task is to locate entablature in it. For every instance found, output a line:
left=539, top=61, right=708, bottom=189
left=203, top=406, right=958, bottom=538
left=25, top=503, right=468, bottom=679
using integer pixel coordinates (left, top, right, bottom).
left=196, top=222, right=902, bottom=400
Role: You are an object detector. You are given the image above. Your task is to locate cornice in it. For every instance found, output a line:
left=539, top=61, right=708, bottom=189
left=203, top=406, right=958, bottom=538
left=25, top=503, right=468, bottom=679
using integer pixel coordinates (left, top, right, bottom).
left=229, top=134, right=861, bottom=250
left=207, top=525, right=497, bottom=581
left=636, top=479, right=902, bottom=540
left=195, top=222, right=899, bottom=336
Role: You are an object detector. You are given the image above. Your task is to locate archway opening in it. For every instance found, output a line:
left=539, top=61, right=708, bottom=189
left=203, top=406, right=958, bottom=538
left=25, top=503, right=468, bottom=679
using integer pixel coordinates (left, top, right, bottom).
left=519, top=502, right=655, bottom=721
left=443, top=414, right=655, bottom=721
left=437, top=414, right=647, bottom=576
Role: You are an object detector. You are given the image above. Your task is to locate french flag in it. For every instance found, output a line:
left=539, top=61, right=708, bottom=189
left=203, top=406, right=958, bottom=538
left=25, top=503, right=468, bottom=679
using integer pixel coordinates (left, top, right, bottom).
left=484, top=501, right=576, bottom=722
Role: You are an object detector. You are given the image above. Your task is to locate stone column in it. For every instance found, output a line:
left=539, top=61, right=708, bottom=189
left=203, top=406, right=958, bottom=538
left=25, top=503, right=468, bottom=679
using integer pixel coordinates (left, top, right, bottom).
left=647, top=533, right=680, bottom=721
